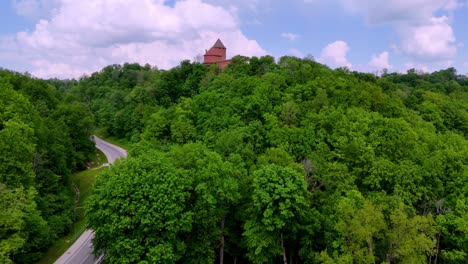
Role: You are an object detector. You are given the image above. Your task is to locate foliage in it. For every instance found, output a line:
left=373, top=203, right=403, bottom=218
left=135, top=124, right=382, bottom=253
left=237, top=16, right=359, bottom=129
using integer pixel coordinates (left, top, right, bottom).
left=88, top=153, right=193, bottom=263
left=0, top=70, right=94, bottom=263
left=80, top=58, right=467, bottom=263
left=87, top=145, right=240, bottom=263
left=244, top=164, right=312, bottom=263
left=2, top=56, right=467, bottom=263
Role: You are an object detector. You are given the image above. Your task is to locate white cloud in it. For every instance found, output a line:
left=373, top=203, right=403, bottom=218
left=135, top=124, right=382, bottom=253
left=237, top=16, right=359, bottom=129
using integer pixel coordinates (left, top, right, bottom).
left=12, top=0, right=60, bottom=20
left=339, top=0, right=461, bottom=63
left=13, top=0, right=40, bottom=18
left=369, top=51, right=392, bottom=69
left=443, top=0, right=462, bottom=11
left=206, top=0, right=272, bottom=13
left=3, top=0, right=266, bottom=78
left=341, top=0, right=450, bottom=24
left=318, top=40, right=352, bottom=68
left=397, top=16, right=456, bottom=61
left=281, top=32, right=300, bottom=41
left=403, top=60, right=454, bottom=73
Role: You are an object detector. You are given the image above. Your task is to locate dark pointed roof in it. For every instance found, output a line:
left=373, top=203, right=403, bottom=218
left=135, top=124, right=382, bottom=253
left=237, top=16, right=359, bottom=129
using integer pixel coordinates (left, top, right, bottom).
left=212, top=39, right=226, bottom=49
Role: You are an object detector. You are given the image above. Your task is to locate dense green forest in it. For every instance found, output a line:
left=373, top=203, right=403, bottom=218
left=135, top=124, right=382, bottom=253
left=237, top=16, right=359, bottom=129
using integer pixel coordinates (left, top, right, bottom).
left=78, top=58, right=467, bottom=263
left=0, top=70, right=95, bottom=263
left=1, top=56, right=467, bottom=263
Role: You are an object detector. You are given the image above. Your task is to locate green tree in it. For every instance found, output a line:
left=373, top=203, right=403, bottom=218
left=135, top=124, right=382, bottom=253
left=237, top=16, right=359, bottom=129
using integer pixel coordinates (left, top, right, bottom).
left=0, top=184, right=28, bottom=264
left=168, top=143, right=240, bottom=263
left=334, top=191, right=386, bottom=264
left=384, top=202, right=436, bottom=264
left=244, top=164, right=310, bottom=264
left=323, top=193, right=436, bottom=264
left=87, top=153, right=193, bottom=263
left=436, top=197, right=468, bottom=263
left=0, top=184, right=48, bottom=264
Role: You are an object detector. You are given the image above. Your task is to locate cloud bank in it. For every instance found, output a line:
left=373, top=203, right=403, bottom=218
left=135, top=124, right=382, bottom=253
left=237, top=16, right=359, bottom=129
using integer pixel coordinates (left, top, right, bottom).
left=340, top=0, right=460, bottom=64
left=369, top=51, right=392, bottom=70
left=3, top=0, right=266, bottom=78
left=305, top=0, right=464, bottom=70
left=318, top=40, right=352, bottom=69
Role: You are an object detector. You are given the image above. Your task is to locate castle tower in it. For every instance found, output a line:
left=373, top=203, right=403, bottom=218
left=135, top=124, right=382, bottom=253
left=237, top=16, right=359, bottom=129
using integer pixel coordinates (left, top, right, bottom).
left=203, top=39, right=230, bottom=69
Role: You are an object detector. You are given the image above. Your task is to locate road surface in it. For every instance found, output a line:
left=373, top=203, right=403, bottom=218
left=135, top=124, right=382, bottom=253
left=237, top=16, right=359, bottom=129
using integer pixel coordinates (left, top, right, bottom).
left=55, top=136, right=127, bottom=264
left=93, top=136, right=128, bottom=165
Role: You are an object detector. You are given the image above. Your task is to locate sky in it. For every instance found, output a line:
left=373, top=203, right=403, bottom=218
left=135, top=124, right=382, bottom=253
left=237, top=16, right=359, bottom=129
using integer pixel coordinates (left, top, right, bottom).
left=0, top=0, right=467, bottom=79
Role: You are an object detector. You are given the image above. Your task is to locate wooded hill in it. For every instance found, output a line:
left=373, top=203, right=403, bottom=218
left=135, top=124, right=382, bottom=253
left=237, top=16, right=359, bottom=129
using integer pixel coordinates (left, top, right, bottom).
left=0, top=70, right=94, bottom=263
left=1, top=55, right=467, bottom=263
left=79, top=57, right=467, bottom=263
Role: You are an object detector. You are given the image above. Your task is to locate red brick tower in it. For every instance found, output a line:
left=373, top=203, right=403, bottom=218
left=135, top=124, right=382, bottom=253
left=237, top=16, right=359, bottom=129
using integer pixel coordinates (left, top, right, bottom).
left=203, top=39, right=230, bottom=69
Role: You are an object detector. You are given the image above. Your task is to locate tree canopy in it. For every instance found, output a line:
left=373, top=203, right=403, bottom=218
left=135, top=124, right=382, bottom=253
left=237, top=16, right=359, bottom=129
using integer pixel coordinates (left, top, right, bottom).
left=2, top=56, right=467, bottom=263
left=0, top=70, right=94, bottom=263
left=80, top=58, right=467, bottom=263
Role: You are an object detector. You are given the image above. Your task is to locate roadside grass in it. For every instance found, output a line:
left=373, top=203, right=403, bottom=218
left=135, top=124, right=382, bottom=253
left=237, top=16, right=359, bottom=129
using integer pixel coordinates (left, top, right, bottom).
left=35, top=218, right=87, bottom=264
left=94, top=129, right=131, bottom=150
left=36, top=167, right=106, bottom=264
left=95, top=148, right=108, bottom=167
left=87, top=146, right=108, bottom=169
left=101, top=135, right=131, bottom=150
left=37, top=132, right=127, bottom=263
left=73, top=168, right=105, bottom=208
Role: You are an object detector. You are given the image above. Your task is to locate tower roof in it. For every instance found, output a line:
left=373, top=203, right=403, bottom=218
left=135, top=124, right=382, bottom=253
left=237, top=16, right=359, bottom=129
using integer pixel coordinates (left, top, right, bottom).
left=212, top=39, right=226, bottom=49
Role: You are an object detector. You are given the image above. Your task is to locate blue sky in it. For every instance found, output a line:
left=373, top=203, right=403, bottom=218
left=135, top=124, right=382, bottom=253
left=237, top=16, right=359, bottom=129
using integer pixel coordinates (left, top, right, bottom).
left=0, top=0, right=467, bottom=78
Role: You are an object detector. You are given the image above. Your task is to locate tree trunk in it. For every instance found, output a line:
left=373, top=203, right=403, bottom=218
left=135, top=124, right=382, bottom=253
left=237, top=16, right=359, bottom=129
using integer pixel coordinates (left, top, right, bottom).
left=386, top=254, right=392, bottom=264
left=219, top=218, right=225, bottom=264
left=434, top=232, right=440, bottom=264
left=281, top=232, right=287, bottom=264
left=368, top=240, right=373, bottom=255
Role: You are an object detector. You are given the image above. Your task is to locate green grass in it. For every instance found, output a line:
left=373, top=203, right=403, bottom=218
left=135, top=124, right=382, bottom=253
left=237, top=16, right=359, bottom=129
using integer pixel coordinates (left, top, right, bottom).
left=37, top=132, right=127, bottom=264
left=96, top=148, right=108, bottom=166
left=94, top=129, right=131, bottom=150
left=36, top=167, right=106, bottom=264
left=88, top=148, right=108, bottom=169
left=73, top=168, right=105, bottom=208
left=36, top=218, right=87, bottom=264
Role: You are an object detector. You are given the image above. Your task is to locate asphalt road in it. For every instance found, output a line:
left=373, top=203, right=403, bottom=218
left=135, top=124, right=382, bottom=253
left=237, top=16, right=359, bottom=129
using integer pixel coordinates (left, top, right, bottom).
left=55, top=136, right=127, bottom=264
left=93, top=136, right=128, bottom=165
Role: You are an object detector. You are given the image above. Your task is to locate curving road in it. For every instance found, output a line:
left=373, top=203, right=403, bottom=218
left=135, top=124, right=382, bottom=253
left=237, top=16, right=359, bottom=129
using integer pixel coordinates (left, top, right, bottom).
left=55, top=136, right=127, bottom=264
left=93, top=136, right=128, bottom=165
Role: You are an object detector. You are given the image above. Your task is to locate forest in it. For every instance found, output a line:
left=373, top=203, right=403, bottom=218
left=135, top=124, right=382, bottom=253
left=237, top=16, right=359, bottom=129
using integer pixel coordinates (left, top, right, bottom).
left=0, top=56, right=467, bottom=263
left=0, top=70, right=94, bottom=263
